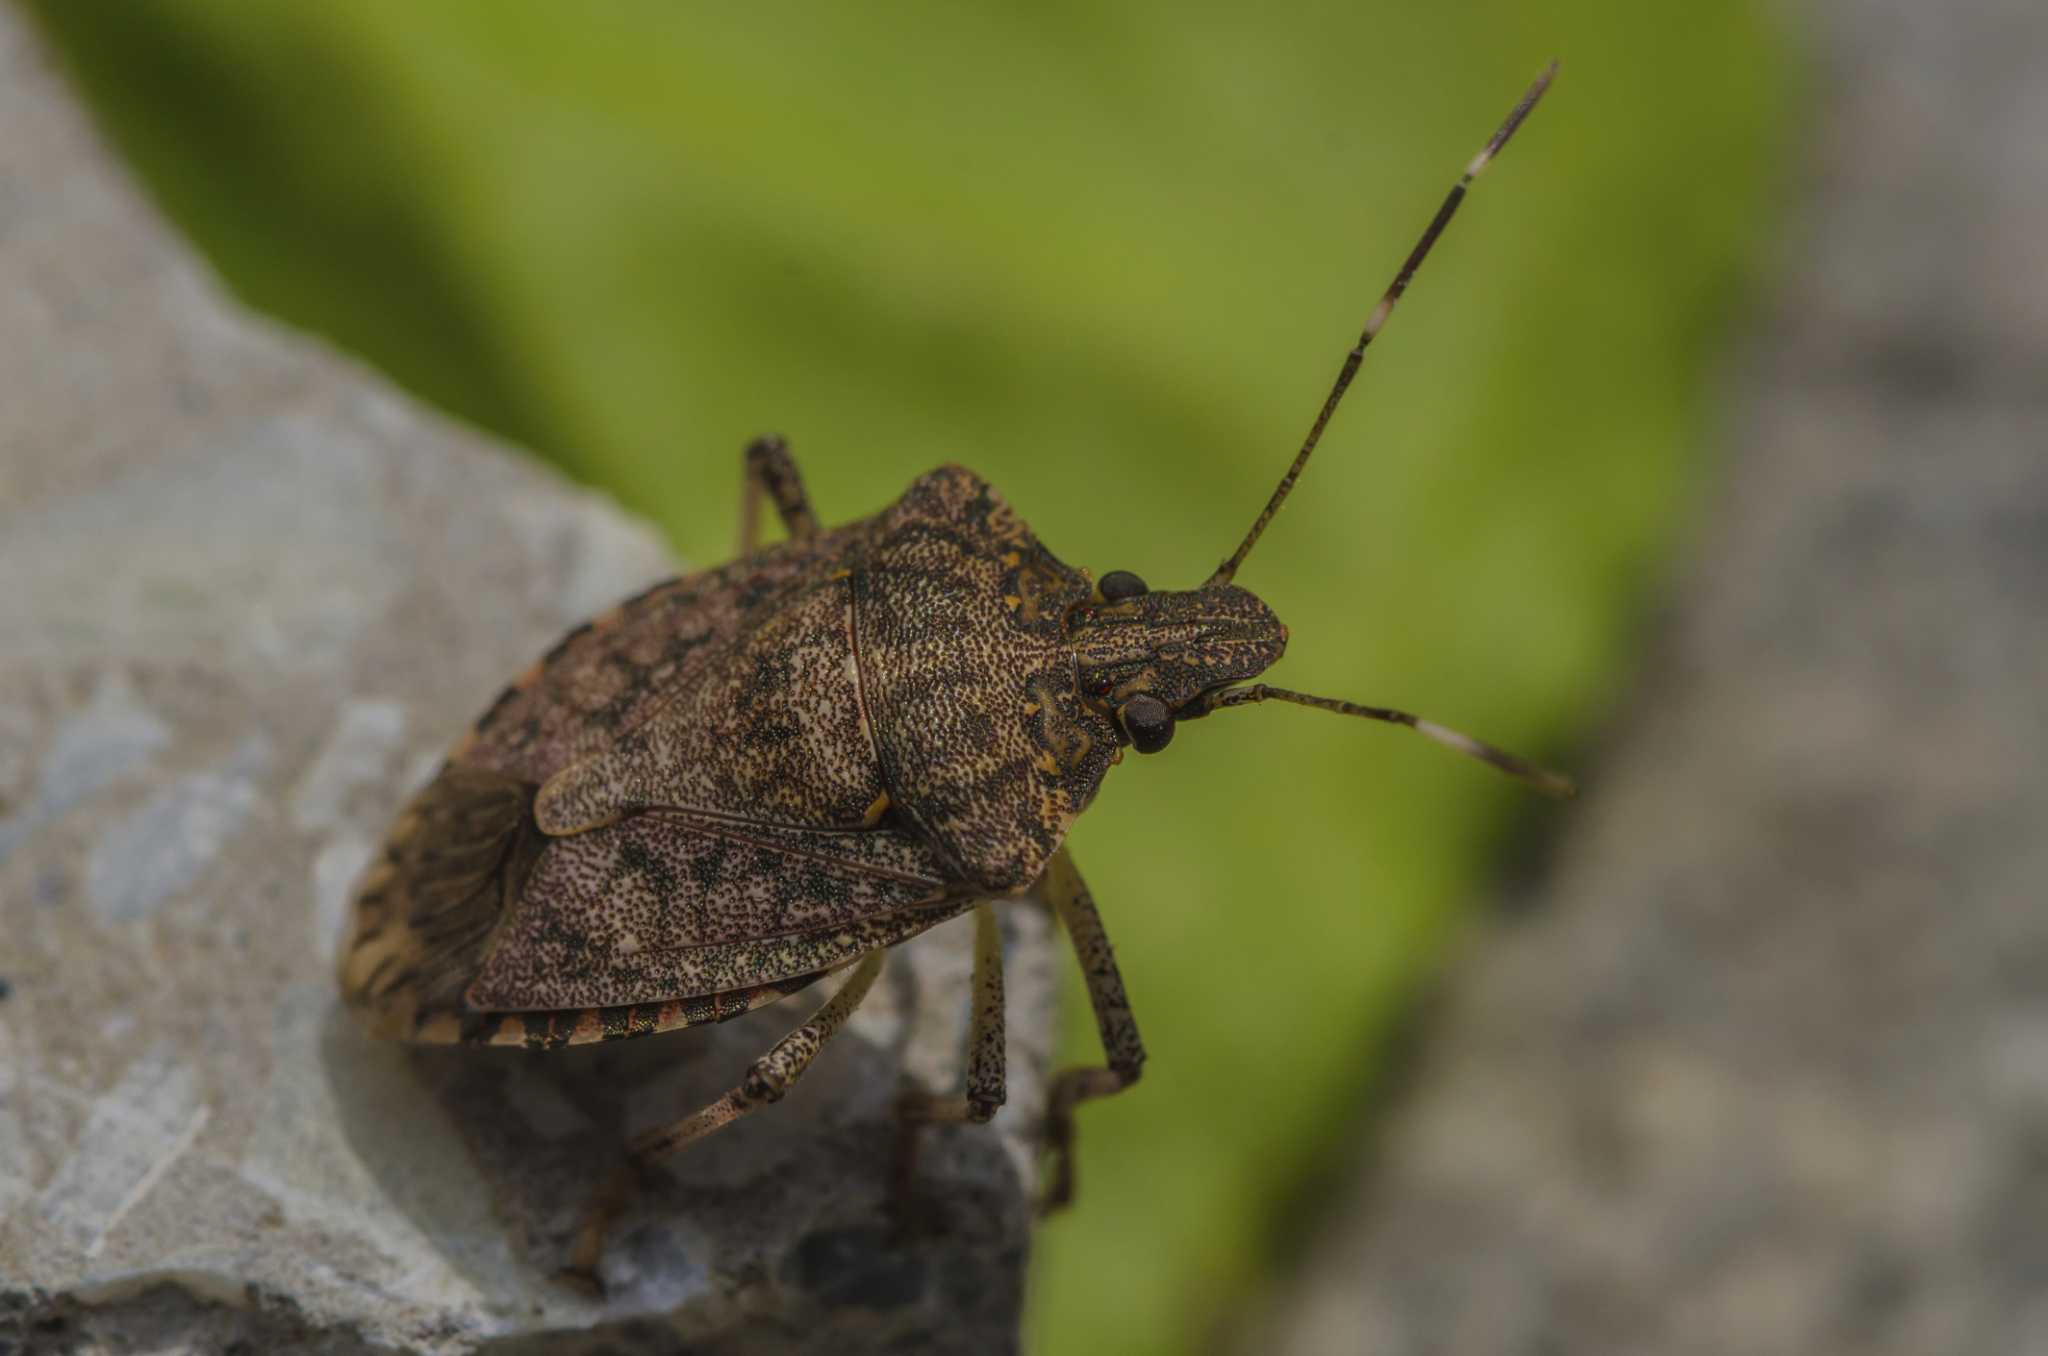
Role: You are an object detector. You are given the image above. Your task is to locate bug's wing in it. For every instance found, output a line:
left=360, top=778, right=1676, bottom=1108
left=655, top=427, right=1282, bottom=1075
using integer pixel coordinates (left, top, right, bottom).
left=338, top=762, right=548, bottom=1034
left=462, top=520, right=870, bottom=787
left=465, top=811, right=974, bottom=1012
left=531, top=575, right=889, bottom=837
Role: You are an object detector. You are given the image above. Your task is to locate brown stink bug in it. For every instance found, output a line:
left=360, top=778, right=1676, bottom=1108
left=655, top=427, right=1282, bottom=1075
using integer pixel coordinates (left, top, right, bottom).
left=337, top=64, right=1570, bottom=1278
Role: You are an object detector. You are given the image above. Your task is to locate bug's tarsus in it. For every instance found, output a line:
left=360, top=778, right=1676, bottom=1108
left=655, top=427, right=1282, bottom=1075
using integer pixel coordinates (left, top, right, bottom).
left=1206, top=682, right=1577, bottom=798
left=1035, top=848, right=1145, bottom=1212
left=1204, top=60, right=1559, bottom=590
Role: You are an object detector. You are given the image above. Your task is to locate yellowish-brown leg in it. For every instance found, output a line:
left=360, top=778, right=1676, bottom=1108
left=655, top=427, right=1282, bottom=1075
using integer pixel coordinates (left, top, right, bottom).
left=566, top=950, right=885, bottom=1283
left=737, top=434, right=819, bottom=555
left=1038, top=847, right=1145, bottom=1213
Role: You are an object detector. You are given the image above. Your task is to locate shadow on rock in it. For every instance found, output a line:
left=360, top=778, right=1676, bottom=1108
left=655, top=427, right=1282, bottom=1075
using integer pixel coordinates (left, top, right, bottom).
left=318, top=979, right=1029, bottom=1338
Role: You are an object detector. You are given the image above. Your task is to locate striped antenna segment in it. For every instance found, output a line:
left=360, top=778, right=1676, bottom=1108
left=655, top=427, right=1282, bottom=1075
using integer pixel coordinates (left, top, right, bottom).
left=1203, top=60, right=1558, bottom=589
left=1205, top=683, right=1577, bottom=798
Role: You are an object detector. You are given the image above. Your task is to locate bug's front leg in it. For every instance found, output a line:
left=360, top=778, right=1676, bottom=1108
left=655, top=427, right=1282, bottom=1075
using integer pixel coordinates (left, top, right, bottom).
left=1038, top=847, right=1145, bottom=1213
left=566, top=949, right=885, bottom=1286
left=737, top=434, right=820, bottom=554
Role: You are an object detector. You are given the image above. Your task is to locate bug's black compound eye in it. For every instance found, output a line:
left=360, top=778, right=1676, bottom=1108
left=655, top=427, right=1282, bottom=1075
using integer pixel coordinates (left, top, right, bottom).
left=1119, top=693, right=1174, bottom=754
left=1098, top=570, right=1149, bottom=602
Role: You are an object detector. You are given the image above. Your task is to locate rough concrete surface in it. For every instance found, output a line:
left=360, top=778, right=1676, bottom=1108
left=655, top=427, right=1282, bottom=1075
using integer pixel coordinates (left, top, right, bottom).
left=0, top=9, right=1051, bottom=1353
left=1246, top=4, right=2048, bottom=1355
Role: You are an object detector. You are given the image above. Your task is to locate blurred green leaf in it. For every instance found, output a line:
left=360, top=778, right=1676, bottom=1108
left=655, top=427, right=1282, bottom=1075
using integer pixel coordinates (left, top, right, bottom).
left=25, top=3, right=1788, bottom=1351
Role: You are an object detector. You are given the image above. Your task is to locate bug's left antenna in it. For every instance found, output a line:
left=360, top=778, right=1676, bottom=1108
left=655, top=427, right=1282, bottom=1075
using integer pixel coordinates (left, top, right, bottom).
left=1203, top=61, right=1558, bottom=590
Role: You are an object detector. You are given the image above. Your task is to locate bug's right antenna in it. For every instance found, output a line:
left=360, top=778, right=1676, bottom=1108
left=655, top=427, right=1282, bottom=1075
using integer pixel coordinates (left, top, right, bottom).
left=1203, top=60, right=1558, bottom=590
left=1200, top=683, right=1577, bottom=798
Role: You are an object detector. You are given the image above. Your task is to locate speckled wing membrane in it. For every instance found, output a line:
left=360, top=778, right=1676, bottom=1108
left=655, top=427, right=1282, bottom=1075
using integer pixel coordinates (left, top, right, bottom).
left=337, top=760, right=969, bottom=1044
left=459, top=522, right=872, bottom=788
left=467, top=811, right=967, bottom=1010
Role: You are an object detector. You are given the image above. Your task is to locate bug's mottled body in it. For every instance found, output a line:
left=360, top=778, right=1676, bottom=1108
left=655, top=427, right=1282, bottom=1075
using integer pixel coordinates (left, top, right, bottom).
left=339, top=465, right=1144, bottom=1045
left=337, top=68, right=1570, bottom=1279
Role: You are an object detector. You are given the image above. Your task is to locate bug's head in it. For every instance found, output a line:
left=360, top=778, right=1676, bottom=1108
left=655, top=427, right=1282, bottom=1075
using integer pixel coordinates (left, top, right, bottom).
left=1059, top=61, right=1574, bottom=799
left=1066, top=572, right=1287, bottom=753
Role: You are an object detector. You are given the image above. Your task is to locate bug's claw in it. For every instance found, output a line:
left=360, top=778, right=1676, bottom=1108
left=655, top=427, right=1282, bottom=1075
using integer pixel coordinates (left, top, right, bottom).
left=1035, top=1120, right=1079, bottom=1217
left=562, top=1159, right=644, bottom=1292
left=1034, top=1062, right=1136, bottom=1215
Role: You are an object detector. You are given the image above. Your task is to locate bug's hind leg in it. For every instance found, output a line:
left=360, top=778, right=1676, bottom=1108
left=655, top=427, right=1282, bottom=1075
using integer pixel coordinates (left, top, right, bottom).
left=737, top=434, right=820, bottom=554
left=893, top=903, right=1006, bottom=1227
left=565, top=950, right=886, bottom=1286
left=1037, top=848, right=1145, bottom=1213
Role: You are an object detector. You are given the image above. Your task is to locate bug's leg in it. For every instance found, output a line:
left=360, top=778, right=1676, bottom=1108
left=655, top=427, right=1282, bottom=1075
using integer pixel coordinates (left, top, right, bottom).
left=566, top=950, right=885, bottom=1284
left=892, top=902, right=1005, bottom=1224
left=1038, top=847, right=1145, bottom=1214
left=737, top=434, right=820, bottom=554
left=900, top=901, right=1007, bottom=1125
left=888, top=909, right=999, bottom=1237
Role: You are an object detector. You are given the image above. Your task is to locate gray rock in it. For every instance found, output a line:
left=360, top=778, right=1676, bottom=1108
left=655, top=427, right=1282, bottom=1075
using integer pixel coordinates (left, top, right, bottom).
left=1246, top=2, right=2048, bottom=1354
left=0, top=9, right=1049, bottom=1353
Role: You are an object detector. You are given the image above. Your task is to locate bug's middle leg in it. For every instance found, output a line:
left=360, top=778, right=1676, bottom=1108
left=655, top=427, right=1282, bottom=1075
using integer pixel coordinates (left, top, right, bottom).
left=1038, top=847, right=1145, bottom=1213
left=891, top=901, right=1005, bottom=1229
left=567, top=949, right=885, bottom=1282
left=899, top=901, right=1007, bottom=1127
left=737, top=434, right=820, bottom=554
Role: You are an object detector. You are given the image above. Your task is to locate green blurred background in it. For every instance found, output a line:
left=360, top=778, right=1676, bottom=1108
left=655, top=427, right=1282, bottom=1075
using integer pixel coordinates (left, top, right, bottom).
left=23, top=3, right=1788, bottom=1351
